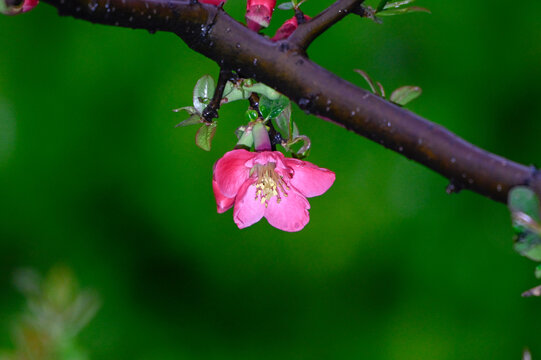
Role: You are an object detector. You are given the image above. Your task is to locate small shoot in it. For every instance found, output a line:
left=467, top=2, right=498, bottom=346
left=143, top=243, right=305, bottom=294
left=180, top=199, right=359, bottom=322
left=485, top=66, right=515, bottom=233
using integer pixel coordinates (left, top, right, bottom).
left=390, top=86, right=422, bottom=106
left=174, top=74, right=219, bottom=151
left=376, top=0, right=430, bottom=16
left=355, top=69, right=422, bottom=106
left=508, top=186, right=541, bottom=262
left=508, top=186, right=541, bottom=297
left=359, top=0, right=429, bottom=24
left=278, top=0, right=308, bottom=10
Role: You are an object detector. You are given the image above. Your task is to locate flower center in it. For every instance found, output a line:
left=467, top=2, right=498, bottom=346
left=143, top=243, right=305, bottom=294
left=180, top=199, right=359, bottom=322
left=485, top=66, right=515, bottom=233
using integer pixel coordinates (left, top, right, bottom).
left=252, top=163, right=288, bottom=206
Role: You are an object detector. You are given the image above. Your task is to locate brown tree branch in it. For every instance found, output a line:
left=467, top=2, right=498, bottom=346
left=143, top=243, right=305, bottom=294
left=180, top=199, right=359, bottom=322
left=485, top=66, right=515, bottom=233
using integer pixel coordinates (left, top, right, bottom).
left=287, top=0, right=364, bottom=51
left=39, top=0, right=541, bottom=203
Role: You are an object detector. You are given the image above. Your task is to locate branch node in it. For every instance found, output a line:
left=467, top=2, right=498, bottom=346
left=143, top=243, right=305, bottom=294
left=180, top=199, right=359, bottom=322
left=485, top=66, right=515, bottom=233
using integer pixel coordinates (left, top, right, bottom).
left=201, top=68, right=234, bottom=123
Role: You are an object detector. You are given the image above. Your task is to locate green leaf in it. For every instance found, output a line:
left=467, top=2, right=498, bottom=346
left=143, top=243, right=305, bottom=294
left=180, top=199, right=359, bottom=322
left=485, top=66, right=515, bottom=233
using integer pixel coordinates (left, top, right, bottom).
left=259, top=96, right=290, bottom=120
left=287, top=135, right=311, bottom=159
left=508, top=186, right=541, bottom=261
left=275, top=103, right=292, bottom=139
left=509, top=186, right=541, bottom=222
left=193, top=75, right=215, bottom=114
left=195, top=122, right=217, bottom=151
left=292, top=121, right=299, bottom=138
left=235, top=126, right=254, bottom=149
left=175, top=114, right=201, bottom=128
left=536, top=265, right=541, bottom=279
left=247, top=83, right=281, bottom=100
left=235, top=126, right=247, bottom=140
left=383, top=0, right=416, bottom=10
left=277, top=1, right=294, bottom=10
left=390, top=86, right=422, bottom=106
left=376, top=0, right=390, bottom=12
left=172, top=106, right=198, bottom=115
left=222, top=81, right=251, bottom=104
left=377, top=6, right=431, bottom=16
left=514, top=232, right=541, bottom=262
left=354, top=69, right=377, bottom=94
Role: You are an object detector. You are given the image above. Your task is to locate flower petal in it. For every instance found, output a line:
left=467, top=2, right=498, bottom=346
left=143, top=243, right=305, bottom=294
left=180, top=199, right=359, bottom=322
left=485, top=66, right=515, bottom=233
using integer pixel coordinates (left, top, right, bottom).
left=264, top=187, right=310, bottom=232
left=233, top=180, right=265, bottom=229
left=284, top=158, right=335, bottom=198
left=212, top=179, right=234, bottom=213
left=214, top=149, right=255, bottom=198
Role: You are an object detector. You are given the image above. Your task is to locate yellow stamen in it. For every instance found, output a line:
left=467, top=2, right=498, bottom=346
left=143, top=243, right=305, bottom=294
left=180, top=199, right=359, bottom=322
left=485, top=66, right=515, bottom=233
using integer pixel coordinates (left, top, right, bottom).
left=253, top=163, right=289, bottom=206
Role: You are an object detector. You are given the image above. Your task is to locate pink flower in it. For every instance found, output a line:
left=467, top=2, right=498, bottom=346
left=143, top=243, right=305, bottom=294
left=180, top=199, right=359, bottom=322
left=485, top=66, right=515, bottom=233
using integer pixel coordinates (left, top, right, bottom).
left=246, top=0, right=276, bottom=31
left=199, top=0, right=225, bottom=5
left=272, top=15, right=311, bottom=41
left=1, top=0, right=39, bottom=15
left=213, top=149, right=335, bottom=232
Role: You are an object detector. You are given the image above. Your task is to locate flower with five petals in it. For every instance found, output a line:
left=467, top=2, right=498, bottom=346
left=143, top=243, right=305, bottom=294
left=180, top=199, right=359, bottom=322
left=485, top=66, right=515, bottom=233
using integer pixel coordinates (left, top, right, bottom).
left=213, top=149, right=335, bottom=232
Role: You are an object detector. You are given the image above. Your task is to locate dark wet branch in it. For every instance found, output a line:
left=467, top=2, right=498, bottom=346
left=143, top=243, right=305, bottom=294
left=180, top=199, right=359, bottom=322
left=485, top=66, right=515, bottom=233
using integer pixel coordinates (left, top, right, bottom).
left=202, top=68, right=235, bottom=122
left=39, top=0, right=541, bottom=203
left=288, top=0, right=365, bottom=51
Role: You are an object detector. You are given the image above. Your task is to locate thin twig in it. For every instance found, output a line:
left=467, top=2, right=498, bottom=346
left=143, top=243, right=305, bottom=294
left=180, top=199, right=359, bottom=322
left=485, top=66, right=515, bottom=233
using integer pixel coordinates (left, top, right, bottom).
left=287, top=0, right=365, bottom=51
left=202, top=69, right=235, bottom=122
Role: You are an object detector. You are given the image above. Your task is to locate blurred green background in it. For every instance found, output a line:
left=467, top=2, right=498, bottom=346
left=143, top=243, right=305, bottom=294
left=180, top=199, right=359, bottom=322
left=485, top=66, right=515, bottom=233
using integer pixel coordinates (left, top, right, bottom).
left=1, top=0, right=541, bottom=358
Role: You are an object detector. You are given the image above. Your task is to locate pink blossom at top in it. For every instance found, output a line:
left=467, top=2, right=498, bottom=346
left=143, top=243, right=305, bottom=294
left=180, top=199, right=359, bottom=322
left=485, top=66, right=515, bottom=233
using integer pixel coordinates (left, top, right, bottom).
left=246, top=0, right=276, bottom=31
left=199, top=0, right=225, bottom=5
left=271, top=15, right=311, bottom=41
left=213, top=149, right=335, bottom=232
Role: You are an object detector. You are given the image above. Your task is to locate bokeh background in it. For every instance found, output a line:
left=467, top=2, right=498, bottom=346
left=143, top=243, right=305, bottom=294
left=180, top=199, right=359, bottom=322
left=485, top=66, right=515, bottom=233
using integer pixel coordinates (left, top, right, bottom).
left=1, top=0, right=541, bottom=358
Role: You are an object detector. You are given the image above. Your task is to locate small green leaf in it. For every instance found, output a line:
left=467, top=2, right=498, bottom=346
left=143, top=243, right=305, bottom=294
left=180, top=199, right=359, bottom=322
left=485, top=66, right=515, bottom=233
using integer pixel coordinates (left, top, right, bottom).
left=275, top=103, right=292, bottom=139
left=354, top=69, right=377, bottom=94
left=390, top=86, right=422, bottom=106
left=235, top=126, right=254, bottom=149
left=222, top=81, right=251, bottom=104
left=377, top=6, right=431, bottom=16
left=259, top=95, right=290, bottom=120
left=195, top=122, right=217, bottom=151
left=287, top=135, right=311, bottom=159
left=175, top=114, right=201, bottom=128
left=172, top=106, right=198, bottom=115
left=514, top=233, right=541, bottom=262
left=509, top=186, right=541, bottom=222
left=292, top=121, right=299, bottom=138
left=247, top=83, right=281, bottom=100
left=235, top=126, right=247, bottom=140
left=383, top=0, right=416, bottom=10
left=277, top=1, right=294, bottom=10
left=509, top=186, right=541, bottom=261
left=376, top=0, right=390, bottom=12
left=193, top=75, right=216, bottom=114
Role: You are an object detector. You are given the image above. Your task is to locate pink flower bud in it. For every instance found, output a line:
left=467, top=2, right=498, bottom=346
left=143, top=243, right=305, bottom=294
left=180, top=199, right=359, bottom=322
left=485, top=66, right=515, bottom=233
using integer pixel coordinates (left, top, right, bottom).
left=271, top=15, right=311, bottom=41
left=1, top=0, right=38, bottom=15
left=199, top=0, right=225, bottom=5
left=246, top=0, right=276, bottom=31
